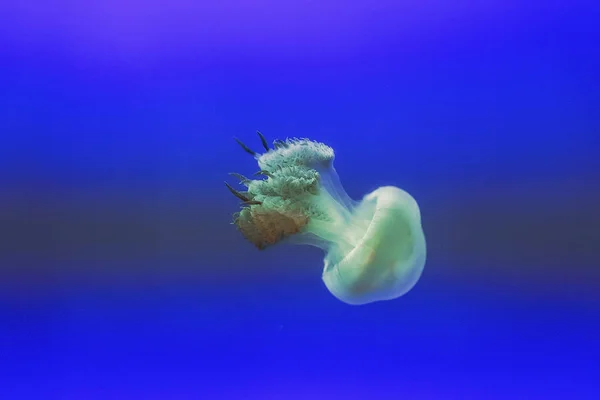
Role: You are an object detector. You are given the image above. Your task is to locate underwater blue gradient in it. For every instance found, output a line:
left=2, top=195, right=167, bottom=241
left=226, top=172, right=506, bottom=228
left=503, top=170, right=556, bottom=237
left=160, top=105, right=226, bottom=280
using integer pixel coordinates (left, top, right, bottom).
left=1, top=1, right=599, bottom=398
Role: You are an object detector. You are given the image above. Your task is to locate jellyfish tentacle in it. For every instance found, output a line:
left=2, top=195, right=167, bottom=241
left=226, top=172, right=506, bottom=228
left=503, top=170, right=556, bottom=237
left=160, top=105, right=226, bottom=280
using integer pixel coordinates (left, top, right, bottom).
left=229, top=172, right=251, bottom=186
left=242, top=200, right=263, bottom=206
left=234, top=137, right=256, bottom=156
left=224, top=182, right=252, bottom=202
left=254, top=170, right=273, bottom=178
left=230, top=211, right=241, bottom=225
left=257, top=131, right=269, bottom=151
left=273, top=139, right=287, bottom=149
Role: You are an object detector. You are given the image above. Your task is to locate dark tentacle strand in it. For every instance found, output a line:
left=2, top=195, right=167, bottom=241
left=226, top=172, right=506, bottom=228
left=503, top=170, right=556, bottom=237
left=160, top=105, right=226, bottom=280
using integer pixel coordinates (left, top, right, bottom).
left=257, top=131, right=269, bottom=151
left=229, top=172, right=251, bottom=186
left=254, top=170, right=273, bottom=178
left=234, top=138, right=256, bottom=156
left=273, top=139, right=287, bottom=149
left=242, top=200, right=263, bottom=206
left=225, top=182, right=251, bottom=202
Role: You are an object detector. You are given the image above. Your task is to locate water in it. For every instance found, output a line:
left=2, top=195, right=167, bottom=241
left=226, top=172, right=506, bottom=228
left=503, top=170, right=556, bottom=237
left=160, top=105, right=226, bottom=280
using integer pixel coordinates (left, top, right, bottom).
left=1, top=1, right=599, bottom=398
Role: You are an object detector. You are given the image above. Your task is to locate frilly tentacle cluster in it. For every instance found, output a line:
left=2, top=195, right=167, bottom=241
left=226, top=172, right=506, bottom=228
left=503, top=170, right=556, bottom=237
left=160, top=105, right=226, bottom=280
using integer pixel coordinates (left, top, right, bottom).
left=225, top=132, right=335, bottom=249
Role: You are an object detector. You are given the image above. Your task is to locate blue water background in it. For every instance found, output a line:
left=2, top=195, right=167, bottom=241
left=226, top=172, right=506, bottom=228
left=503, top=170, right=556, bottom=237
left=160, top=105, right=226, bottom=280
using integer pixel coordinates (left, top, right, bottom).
left=1, top=1, right=599, bottom=398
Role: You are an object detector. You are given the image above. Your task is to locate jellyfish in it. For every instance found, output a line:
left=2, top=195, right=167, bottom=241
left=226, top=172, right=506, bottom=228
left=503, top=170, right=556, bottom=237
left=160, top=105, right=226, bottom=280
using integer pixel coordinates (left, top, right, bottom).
left=225, top=131, right=426, bottom=305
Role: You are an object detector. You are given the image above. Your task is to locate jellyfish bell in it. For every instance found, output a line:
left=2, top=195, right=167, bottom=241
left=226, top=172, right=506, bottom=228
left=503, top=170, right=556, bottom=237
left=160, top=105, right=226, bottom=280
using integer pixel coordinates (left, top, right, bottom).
left=226, top=132, right=426, bottom=305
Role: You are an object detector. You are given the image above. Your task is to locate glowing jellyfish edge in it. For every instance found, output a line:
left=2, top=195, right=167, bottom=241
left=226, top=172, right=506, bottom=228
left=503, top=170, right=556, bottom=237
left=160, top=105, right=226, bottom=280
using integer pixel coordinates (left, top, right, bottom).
left=225, top=132, right=426, bottom=305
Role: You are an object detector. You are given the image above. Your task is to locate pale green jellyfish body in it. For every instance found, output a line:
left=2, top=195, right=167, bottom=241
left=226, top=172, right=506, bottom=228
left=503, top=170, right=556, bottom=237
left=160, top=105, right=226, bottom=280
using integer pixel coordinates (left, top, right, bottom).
left=226, top=132, right=426, bottom=305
